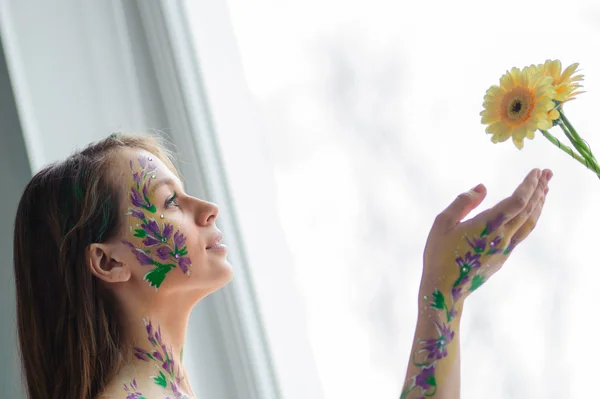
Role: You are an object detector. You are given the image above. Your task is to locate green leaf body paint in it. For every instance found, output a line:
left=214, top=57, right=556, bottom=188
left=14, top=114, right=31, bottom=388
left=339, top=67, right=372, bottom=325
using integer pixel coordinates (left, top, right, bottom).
left=154, top=371, right=167, bottom=388
left=430, top=290, right=445, bottom=311
left=401, top=214, right=509, bottom=399
left=469, top=274, right=485, bottom=293
left=123, top=156, right=193, bottom=289
left=130, top=319, right=190, bottom=399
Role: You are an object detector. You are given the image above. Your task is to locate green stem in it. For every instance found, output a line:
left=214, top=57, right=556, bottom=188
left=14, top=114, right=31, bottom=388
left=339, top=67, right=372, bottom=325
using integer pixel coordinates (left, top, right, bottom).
left=539, top=129, right=600, bottom=178
left=557, top=121, right=597, bottom=168
left=557, top=121, right=590, bottom=158
left=557, top=110, right=600, bottom=177
left=424, top=385, right=438, bottom=397
left=412, top=350, right=432, bottom=368
left=558, top=109, right=597, bottom=161
left=400, top=385, right=415, bottom=399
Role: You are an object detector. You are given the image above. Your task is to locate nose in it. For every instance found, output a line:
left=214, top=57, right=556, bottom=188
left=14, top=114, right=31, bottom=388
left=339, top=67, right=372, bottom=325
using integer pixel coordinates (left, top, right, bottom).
left=193, top=198, right=219, bottom=226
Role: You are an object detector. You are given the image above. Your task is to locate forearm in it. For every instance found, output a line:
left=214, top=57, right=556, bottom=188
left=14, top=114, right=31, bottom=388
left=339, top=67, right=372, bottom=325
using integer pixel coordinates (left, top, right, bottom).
left=400, top=288, right=463, bottom=399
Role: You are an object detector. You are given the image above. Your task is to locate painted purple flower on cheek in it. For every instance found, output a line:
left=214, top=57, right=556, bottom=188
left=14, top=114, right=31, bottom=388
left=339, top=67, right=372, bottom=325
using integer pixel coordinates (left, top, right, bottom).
left=135, top=249, right=154, bottom=266
left=162, top=223, right=174, bottom=241
left=129, top=208, right=145, bottom=220
left=178, top=257, right=192, bottom=274
left=143, top=220, right=162, bottom=239
left=174, top=231, right=186, bottom=249
left=142, top=180, right=151, bottom=201
left=138, top=155, right=148, bottom=170
left=156, top=246, right=172, bottom=261
left=143, top=236, right=162, bottom=247
left=133, top=173, right=142, bottom=188
left=131, top=188, right=146, bottom=208
left=414, top=364, right=436, bottom=390
left=130, top=159, right=143, bottom=184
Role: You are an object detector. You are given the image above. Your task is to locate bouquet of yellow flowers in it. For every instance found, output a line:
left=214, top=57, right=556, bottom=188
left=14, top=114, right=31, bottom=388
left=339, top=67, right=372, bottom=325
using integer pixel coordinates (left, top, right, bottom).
left=480, top=60, right=599, bottom=177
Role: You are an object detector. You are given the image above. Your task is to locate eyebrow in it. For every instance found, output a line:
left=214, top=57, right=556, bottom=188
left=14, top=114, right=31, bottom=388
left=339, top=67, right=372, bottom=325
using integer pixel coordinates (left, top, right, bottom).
left=149, top=177, right=180, bottom=197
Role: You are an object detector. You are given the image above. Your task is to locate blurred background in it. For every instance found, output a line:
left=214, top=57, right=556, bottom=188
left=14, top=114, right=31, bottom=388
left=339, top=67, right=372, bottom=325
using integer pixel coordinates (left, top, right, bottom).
left=1, top=0, right=600, bottom=398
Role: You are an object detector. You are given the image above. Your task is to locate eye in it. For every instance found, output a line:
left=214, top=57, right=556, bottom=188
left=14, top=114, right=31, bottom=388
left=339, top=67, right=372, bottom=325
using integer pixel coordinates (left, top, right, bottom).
left=165, top=192, right=180, bottom=208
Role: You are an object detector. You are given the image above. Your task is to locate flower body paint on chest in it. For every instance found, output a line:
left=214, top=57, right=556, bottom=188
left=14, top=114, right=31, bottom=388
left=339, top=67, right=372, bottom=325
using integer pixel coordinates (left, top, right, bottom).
left=123, top=379, right=147, bottom=399
left=124, top=318, right=190, bottom=399
left=123, top=156, right=192, bottom=289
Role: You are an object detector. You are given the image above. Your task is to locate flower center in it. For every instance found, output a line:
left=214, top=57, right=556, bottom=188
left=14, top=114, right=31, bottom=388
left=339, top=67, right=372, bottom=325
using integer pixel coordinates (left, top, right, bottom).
left=510, top=99, right=522, bottom=114
left=507, top=96, right=529, bottom=120
left=502, top=88, right=535, bottom=124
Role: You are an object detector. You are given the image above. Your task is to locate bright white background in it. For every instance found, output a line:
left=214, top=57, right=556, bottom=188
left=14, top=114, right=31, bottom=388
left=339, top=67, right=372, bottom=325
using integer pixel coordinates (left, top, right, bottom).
left=222, top=1, right=600, bottom=398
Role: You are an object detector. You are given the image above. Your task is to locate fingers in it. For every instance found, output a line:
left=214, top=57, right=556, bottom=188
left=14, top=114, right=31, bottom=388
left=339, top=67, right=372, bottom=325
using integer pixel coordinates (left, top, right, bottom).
left=503, top=169, right=550, bottom=234
left=485, top=168, right=541, bottom=227
left=506, top=171, right=552, bottom=250
left=435, top=184, right=487, bottom=232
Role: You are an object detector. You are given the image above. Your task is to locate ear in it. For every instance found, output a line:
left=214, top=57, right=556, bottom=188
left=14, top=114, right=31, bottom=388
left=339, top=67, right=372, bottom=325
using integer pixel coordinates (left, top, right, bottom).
left=88, top=243, right=131, bottom=284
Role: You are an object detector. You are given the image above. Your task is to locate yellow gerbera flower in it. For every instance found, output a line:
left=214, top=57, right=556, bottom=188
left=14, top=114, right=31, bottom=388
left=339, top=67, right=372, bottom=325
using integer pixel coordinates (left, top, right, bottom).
left=480, top=66, right=555, bottom=150
left=538, top=59, right=584, bottom=103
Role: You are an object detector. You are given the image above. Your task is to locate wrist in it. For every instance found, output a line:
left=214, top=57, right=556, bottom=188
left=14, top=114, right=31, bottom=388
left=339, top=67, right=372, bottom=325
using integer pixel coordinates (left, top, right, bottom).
left=418, top=284, right=464, bottom=323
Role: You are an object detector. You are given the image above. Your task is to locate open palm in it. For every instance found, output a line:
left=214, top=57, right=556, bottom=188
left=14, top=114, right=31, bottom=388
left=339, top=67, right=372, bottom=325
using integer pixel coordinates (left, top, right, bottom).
left=420, top=168, right=551, bottom=321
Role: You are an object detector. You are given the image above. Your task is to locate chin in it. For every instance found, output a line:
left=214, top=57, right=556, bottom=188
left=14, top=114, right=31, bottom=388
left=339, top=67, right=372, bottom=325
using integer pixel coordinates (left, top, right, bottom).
left=192, top=263, right=234, bottom=298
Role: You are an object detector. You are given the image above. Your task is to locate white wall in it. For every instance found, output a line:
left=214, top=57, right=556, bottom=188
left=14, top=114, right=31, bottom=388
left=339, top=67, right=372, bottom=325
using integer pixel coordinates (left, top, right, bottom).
left=0, top=29, right=30, bottom=399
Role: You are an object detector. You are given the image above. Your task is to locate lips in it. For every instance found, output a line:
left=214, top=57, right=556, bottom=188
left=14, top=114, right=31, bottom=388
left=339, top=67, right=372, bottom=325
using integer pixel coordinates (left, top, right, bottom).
left=206, top=232, right=223, bottom=250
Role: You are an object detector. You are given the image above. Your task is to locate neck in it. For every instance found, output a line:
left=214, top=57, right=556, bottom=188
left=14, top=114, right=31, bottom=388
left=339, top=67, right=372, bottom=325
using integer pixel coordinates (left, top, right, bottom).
left=119, top=292, right=195, bottom=397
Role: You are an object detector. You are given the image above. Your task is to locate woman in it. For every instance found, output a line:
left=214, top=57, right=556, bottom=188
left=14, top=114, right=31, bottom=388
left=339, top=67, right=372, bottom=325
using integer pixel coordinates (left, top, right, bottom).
left=12, top=133, right=551, bottom=399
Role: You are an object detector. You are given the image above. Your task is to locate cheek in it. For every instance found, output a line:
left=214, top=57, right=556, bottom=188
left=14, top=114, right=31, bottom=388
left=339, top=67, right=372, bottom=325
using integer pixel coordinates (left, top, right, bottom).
left=122, top=213, right=195, bottom=289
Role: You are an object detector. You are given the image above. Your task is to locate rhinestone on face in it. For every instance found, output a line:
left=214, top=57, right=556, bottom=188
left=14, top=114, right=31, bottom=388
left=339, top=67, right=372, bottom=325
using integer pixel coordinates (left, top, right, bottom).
left=423, top=295, right=428, bottom=301
left=175, top=254, right=180, bottom=259
left=151, top=174, right=156, bottom=179
left=148, top=157, right=153, bottom=161
left=160, top=214, right=165, bottom=219
left=462, top=267, right=468, bottom=273
left=161, top=238, right=167, bottom=243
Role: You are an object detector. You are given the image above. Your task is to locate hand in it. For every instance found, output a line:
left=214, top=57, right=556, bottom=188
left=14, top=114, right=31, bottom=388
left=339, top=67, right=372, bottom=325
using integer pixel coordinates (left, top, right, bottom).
left=420, top=168, right=551, bottom=321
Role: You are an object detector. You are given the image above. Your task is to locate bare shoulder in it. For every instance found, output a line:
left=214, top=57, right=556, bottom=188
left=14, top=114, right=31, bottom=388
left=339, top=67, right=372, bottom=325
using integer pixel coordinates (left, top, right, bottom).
left=94, top=379, right=127, bottom=399
left=95, top=374, right=147, bottom=399
left=96, top=373, right=176, bottom=399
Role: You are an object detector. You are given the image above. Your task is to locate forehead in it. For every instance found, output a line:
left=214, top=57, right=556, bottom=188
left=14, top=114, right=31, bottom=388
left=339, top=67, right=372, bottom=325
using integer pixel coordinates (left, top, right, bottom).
left=113, top=147, right=181, bottom=187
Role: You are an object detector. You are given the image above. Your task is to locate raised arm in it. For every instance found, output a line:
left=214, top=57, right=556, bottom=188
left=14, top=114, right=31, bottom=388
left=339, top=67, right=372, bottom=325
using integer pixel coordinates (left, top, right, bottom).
left=400, top=168, right=552, bottom=399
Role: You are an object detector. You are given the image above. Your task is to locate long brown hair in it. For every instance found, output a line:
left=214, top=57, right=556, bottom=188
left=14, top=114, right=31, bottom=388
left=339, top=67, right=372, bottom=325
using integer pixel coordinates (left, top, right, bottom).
left=13, top=133, right=178, bottom=399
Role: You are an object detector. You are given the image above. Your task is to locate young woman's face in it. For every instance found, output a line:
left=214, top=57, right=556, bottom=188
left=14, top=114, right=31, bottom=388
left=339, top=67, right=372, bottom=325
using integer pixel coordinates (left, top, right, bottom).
left=116, top=148, right=233, bottom=295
